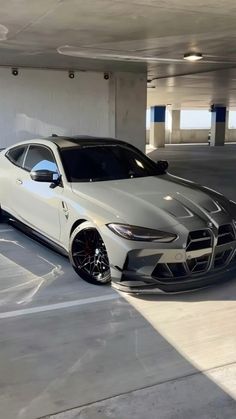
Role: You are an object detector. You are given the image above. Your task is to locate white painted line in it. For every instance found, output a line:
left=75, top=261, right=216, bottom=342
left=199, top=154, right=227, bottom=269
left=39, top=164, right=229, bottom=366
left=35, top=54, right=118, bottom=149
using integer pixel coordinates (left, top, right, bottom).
left=0, top=293, right=119, bottom=320
left=0, top=229, right=13, bottom=233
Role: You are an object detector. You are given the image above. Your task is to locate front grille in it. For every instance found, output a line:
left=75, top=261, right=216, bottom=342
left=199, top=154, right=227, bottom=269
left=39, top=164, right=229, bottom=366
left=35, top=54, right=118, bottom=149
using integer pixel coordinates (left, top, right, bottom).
left=152, top=255, right=212, bottom=281
left=186, top=230, right=212, bottom=251
left=152, top=224, right=236, bottom=282
left=152, top=263, right=187, bottom=280
left=214, top=248, right=233, bottom=268
left=217, top=224, right=235, bottom=245
left=186, top=255, right=210, bottom=273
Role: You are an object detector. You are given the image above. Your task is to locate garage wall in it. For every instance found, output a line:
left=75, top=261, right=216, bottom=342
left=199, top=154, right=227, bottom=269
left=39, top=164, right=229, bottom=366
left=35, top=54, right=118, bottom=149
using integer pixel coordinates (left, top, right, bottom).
left=177, top=129, right=209, bottom=143
left=146, top=128, right=236, bottom=144
left=0, top=68, right=110, bottom=147
left=227, top=129, right=236, bottom=142
left=180, top=129, right=236, bottom=143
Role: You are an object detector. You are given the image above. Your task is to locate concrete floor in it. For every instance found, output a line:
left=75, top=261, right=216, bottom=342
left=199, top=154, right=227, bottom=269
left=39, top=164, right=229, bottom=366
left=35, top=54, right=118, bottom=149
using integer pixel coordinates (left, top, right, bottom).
left=0, top=144, right=236, bottom=419
left=149, top=143, right=236, bottom=201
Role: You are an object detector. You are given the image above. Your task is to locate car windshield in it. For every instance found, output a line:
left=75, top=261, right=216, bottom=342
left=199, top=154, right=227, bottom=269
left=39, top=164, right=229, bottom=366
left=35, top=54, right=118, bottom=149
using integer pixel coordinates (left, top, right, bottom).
left=60, top=144, right=161, bottom=182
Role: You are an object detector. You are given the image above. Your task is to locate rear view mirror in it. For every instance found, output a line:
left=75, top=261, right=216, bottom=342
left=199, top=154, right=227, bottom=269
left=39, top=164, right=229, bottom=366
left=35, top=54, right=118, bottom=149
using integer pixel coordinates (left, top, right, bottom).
left=30, top=170, right=60, bottom=184
left=156, top=160, right=169, bottom=174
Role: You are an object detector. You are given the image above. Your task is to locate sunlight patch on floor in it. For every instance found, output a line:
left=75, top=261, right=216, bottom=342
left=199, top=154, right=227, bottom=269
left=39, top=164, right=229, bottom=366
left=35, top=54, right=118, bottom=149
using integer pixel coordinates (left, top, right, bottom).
left=121, top=285, right=236, bottom=399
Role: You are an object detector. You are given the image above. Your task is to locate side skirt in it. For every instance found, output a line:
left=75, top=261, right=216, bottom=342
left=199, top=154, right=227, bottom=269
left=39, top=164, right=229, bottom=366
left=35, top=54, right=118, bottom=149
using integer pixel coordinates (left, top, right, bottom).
left=3, top=211, right=68, bottom=258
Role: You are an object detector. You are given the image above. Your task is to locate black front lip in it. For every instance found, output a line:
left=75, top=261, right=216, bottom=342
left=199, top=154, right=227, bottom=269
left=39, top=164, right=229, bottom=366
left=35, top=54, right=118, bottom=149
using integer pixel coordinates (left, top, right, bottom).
left=112, top=264, right=236, bottom=294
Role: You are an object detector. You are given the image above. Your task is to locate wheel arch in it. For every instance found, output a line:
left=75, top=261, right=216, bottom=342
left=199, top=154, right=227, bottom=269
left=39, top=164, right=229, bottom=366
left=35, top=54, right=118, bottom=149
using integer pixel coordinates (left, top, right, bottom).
left=70, top=219, right=88, bottom=237
left=69, top=220, right=111, bottom=285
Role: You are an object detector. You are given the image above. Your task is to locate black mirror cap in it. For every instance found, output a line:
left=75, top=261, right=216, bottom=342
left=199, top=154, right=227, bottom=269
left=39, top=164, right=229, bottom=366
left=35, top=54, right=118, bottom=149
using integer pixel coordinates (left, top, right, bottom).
left=30, top=170, right=59, bottom=183
left=156, top=160, right=169, bottom=173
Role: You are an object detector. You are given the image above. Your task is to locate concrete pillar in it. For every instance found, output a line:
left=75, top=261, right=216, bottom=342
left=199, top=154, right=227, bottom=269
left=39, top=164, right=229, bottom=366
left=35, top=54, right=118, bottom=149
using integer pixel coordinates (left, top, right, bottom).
left=225, top=110, right=229, bottom=142
left=109, top=72, right=147, bottom=152
left=150, top=106, right=166, bottom=148
left=210, top=106, right=226, bottom=146
left=171, top=110, right=181, bottom=144
left=165, top=105, right=172, bottom=144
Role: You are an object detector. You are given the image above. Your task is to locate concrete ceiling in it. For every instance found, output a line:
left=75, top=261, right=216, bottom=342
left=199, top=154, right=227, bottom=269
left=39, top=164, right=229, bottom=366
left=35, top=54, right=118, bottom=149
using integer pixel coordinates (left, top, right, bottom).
left=147, top=68, right=236, bottom=109
left=1, top=0, right=236, bottom=107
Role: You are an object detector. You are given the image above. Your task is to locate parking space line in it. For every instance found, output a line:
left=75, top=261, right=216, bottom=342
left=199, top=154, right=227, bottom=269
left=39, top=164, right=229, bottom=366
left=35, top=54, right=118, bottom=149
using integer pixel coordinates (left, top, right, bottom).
left=0, top=228, right=14, bottom=232
left=0, top=293, right=119, bottom=319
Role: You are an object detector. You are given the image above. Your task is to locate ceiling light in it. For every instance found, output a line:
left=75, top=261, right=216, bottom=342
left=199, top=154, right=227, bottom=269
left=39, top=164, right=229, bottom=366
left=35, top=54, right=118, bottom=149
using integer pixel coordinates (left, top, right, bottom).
left=68, top=71, right=75, bottom=79
left=183, top=52, right=203, bottom=62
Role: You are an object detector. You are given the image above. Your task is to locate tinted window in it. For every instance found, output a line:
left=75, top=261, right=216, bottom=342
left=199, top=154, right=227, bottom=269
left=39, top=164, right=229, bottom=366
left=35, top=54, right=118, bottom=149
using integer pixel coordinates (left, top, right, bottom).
left=61, top=144, right=160, bottom=182
left=6, top=146, right=27, bottom=167
left=24, top=145, right=58, bottom=173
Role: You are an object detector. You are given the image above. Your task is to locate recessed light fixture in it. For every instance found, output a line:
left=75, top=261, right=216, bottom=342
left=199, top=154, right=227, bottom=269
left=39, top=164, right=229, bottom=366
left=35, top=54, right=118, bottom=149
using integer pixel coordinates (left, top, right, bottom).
left=68, top=71, right=75, bottom=79
left=184, top=52, right=203, bottom=62
left=11, top=68, right=19, bottom=76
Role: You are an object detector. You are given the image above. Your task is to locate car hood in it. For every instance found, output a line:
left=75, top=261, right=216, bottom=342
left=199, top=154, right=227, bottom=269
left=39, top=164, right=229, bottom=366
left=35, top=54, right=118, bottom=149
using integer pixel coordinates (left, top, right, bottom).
left=71, top=174, right=233, bottom=230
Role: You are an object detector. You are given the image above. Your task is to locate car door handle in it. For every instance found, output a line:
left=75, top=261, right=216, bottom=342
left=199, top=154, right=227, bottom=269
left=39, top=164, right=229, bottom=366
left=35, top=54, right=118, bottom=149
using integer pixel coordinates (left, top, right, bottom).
left=16, top=178, right=23, bottom=185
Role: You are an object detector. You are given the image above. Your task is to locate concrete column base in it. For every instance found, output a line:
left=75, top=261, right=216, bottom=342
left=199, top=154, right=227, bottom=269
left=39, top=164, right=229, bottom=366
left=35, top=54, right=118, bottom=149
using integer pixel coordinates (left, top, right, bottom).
left=150, top=106, right=166, bottom=148
left=150, top=122, right=165, bottom=148
left=171, top=110, right=181, bottom=144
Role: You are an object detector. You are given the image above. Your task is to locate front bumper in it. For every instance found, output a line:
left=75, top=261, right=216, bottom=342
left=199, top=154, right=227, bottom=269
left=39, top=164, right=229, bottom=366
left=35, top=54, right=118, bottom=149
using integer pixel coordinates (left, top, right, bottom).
left=112, top=262, right=236, bottom=294
left=103, top=223, right=236, bottom=294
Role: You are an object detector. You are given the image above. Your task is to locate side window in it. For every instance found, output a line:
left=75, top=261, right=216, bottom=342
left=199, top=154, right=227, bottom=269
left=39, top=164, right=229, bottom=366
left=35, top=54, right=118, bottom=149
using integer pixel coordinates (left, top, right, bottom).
left=6, top=146, right=27, bottom=168
left=24, top=145, right=59, bottom=173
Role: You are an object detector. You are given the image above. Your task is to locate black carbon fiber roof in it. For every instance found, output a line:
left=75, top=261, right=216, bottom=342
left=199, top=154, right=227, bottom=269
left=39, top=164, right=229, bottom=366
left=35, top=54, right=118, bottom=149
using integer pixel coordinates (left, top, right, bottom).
left=47, top=135, right=127, bottom=149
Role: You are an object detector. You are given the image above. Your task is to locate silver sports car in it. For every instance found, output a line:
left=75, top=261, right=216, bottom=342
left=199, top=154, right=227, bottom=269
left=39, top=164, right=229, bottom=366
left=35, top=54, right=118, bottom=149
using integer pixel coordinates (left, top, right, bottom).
left=0, top=135, right=236, bottom=293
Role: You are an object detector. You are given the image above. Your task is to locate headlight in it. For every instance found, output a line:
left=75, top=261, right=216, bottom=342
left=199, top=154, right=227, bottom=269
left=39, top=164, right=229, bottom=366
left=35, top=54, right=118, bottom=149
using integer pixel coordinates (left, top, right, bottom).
left=107, top=223, right=177, bottom=242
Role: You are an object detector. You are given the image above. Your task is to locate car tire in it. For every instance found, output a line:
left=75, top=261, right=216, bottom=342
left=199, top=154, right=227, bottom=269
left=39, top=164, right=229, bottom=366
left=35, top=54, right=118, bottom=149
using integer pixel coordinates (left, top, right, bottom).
left=69, top=222, right=111, bottom=286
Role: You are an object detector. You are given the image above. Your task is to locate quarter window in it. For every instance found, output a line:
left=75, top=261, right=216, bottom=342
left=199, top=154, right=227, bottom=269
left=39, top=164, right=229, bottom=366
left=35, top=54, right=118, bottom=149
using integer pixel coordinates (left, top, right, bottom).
left=24, top=145, right=58, bottom=173
left=6, top=146, right=27, bottom=167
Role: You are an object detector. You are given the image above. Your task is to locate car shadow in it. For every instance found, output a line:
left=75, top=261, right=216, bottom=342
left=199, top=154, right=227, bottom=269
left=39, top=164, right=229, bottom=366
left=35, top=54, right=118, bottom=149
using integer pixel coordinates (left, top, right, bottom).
left=0, top=226, right=236, bottom=418
left=0, top=224, right=111, bottom=309
left=0, top=224, right=236, bottom=305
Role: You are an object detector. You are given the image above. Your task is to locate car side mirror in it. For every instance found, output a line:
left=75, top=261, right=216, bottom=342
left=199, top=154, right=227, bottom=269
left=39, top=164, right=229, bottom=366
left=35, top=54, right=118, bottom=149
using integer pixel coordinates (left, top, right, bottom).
left=30, top=170, right=61, bottom=187
left=156, top=160, right=168, bottom=174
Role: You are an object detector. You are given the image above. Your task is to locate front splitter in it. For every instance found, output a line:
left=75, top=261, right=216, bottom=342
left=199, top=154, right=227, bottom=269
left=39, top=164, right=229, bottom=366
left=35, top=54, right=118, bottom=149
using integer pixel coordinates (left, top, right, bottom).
left=112, top=264, right=236, bottom=294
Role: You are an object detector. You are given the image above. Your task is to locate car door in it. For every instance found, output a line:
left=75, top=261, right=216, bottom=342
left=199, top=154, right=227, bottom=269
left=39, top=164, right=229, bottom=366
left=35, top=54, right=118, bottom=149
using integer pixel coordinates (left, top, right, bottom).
left=1, top=145, right=29, bottom=215
left=13, top=144, right=62, bottom=242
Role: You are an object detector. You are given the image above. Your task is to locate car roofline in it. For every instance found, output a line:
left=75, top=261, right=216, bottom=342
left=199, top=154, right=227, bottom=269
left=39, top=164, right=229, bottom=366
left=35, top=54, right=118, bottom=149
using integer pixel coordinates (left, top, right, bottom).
left=45, top=135, right=131, bottom=149
left=3, top=135, right=138, bottom=153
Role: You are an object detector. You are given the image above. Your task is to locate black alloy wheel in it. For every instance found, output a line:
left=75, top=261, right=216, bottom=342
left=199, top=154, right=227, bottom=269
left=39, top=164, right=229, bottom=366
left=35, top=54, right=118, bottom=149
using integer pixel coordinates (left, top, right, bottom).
left=70, top=227, right=111, bottom=285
